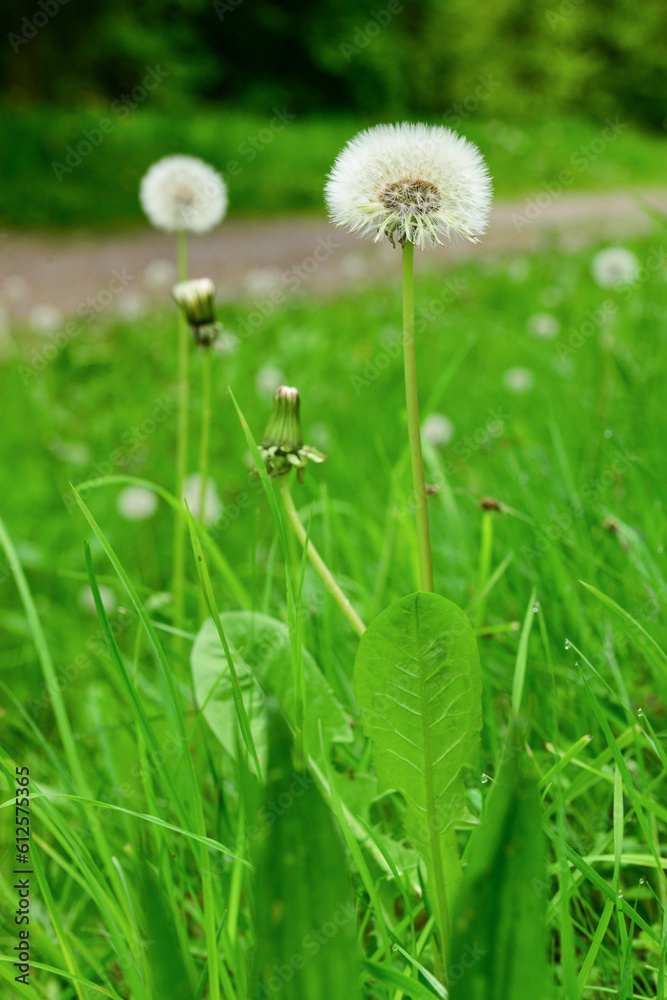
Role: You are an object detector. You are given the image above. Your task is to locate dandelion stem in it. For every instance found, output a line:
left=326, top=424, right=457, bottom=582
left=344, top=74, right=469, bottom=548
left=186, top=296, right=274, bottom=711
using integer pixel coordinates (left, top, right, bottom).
left=198, top=348, right=212, bottom=528
left=197, top=346, right=213, bottom=621
left=402, top=240, right=434, bottom=593
left=172, top=229, right=189, bottom=641
left=278, top=476, right=367, bottom=638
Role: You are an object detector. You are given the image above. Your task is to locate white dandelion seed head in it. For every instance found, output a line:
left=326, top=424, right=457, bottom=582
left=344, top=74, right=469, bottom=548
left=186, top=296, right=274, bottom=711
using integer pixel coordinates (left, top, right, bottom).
left=117, top=485, right=158, bottom=522
left=324, top=122, right=492, bottom=250
left=503, top=366, right=535, bottom=394
left=422, top=413, right=455, bottom=447
left=591, top=247, right=640, bottom=289
left=143, top=257, right=177, bottom=291
left=255, top=364, right=285, bottom=397
left=28, top=303, right=63, bottom=334
left=49, top=440, right=91, bottom=465
left=79, top=584, right=116, bottom=615
left=527, top=312, right=560, bottom=339
left=183, top=473, right=223, bottom=526
left=116, top=292, right=147, bottom=321
left=139, top=155, right=228, bottom=234
left=506, top=257, right=530, bottom=283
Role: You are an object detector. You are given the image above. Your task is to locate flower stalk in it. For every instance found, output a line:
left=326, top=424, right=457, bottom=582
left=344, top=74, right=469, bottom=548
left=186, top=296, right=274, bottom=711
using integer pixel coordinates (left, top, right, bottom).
left=172, top=229, right=190, bottom=638
left=259, top=385, right=365, bottom=636
left=198, top=346, right=212, bottom=532
left=279, top=477, right=366, bottom=639
left=402, top=240, right=434, bottom=593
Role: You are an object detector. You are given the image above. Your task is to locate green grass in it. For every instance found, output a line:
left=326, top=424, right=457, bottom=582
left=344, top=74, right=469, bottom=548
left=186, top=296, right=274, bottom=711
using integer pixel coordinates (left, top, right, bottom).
left=1, top=225, right=667, bottom=997
left=1, top=105, right=666, bottom=228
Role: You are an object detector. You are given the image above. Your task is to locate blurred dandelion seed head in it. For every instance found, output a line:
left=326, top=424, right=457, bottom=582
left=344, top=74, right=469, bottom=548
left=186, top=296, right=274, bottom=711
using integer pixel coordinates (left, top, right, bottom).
left=183, top=473, right=223, bottom=525
left=139, top=155, right=228, bottom=234
left=117, top=485, right=158, bottom=522
left=591, top=246, right=640, bottom=289
left=422, top=413, right=455, bottom=447
left=503, top=366, right=535, bottom=393
left=527, top=312, right=560, bottom=339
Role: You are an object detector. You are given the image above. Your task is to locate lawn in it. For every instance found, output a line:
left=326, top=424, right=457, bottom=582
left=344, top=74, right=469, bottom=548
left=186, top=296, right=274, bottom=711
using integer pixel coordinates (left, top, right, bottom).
left=1, top=221, right=667, bottom=997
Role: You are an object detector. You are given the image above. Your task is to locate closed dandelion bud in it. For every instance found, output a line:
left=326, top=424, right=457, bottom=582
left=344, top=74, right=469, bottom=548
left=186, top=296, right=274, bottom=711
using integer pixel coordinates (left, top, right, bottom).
left=259, top=386, right=328, bottom=482
left=172, top=278, right=218, bottom=346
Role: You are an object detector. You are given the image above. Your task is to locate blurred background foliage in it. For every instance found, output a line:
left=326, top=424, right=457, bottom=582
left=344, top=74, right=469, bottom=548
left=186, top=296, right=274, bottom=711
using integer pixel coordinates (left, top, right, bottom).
left=4, top=0, right=666, bottom=125
left=1, top=0, right=666, bottom=227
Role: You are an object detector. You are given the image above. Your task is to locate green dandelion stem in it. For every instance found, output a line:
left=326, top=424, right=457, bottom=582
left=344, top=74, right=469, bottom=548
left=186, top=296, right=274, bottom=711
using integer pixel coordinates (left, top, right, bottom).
left=197, top=345, right=213, bottom=622
left=402, top=239, right=434, bottom=594
left=198, top=346, right=212, bottom=529
left=278, top=476, right=367, bottom=639
left=172, top=229, right=190, bottom=641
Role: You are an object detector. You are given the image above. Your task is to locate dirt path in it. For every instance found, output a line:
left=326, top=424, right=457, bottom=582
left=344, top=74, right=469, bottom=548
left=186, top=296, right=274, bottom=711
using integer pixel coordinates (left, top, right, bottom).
left=1, top=188, right=666, bottom=322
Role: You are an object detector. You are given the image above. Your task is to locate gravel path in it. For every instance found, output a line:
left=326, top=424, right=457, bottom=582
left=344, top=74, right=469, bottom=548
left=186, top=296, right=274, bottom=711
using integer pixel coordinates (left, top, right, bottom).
left=1, top=188, right=666, bottom=324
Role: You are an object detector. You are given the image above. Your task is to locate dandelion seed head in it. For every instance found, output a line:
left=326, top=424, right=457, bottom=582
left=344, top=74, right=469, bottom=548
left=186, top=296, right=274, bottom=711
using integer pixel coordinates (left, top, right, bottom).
left=527, top=312, right=560, bottom=339
left=255, top=364, right=285, bottom=397
left=183, top=473, right=223, bottom=526
left=503, top=366, right=535, bottom=393
left=139, top=155, right=228, bottom=234
left=116, top=292, right=146, bottom=321
left=28, top=303, right=63, bottom=334
left=325, top=122, right=492, bottom=250
left=143, top=258, right=177, bottom=291
left=79, top=584, right=116, bottom=615
left=117, top=485, right=158, bottom=522
left=591, top=246, right=640, bottom=289
left=422, top=413, right=455, bottom=447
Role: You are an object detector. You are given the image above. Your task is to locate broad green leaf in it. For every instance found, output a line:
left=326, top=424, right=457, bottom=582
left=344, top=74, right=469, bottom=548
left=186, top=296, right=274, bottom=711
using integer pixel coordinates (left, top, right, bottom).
left=449, top=741, right=551, bottom=1000
left=250, top=706, right=363, bottom=1000
left=191, top=611, right=352, bottom=772
left=354, top=592, right=482, bottom=897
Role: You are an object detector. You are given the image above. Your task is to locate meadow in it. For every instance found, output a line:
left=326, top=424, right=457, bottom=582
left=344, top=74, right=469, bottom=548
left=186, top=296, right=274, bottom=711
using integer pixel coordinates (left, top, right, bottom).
left=1, top=204, right=667, bottom=997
